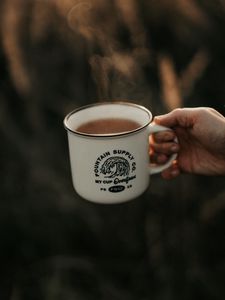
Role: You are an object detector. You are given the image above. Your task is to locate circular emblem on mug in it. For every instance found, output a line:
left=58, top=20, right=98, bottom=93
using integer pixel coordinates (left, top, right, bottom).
left=101, top=157, right=130, bottom=178
left=94, top=150, right=136, bottom=193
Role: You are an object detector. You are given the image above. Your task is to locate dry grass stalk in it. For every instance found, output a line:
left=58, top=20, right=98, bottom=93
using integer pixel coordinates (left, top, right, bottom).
left=180, top=50, right=210, bottom=97
left=1, top=0, right=31, bottom=96
left=158, top=55, right=183, bottom=111
left=175, top=0, right=209, bottom=26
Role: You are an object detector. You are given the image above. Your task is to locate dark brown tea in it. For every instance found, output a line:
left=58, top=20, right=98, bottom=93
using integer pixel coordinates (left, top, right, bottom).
left=76, top=118, right=141, bottom=134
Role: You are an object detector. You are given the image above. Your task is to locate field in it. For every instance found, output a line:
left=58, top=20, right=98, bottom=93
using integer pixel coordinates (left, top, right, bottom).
left=1, top=0, right=225, bottom=299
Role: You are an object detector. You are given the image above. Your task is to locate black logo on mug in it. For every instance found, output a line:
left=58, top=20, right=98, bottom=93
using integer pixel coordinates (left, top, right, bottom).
left=100, top=157, right=130, bottom=178
left=94, top=150, right=136, bottom=193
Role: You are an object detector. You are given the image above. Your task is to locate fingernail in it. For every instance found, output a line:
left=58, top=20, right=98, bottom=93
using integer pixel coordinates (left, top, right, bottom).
left=171, top=144, right=179, bottom=152
left=154, top=116, right=162, bottom=121
left=171, top=169, right=180, bottom=177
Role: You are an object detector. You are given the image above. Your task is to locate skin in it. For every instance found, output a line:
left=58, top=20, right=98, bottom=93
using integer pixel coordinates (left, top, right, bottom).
left=150, top=107, right=225, bottom=179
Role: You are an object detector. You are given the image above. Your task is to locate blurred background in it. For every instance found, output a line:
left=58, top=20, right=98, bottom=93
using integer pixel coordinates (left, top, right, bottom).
left=1, top=0, right=225, bottom=299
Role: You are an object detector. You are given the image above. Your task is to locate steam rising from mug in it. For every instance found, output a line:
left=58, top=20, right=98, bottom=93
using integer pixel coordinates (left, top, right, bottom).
left=67, top=0, right=152, bottom=103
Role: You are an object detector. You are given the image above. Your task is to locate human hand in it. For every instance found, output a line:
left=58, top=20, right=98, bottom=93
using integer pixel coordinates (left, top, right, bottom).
left=150, top=107, right=225, bottom=179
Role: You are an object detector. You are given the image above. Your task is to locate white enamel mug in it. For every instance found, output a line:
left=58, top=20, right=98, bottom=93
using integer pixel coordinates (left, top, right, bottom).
left=64, top=102, right=177, bottom=204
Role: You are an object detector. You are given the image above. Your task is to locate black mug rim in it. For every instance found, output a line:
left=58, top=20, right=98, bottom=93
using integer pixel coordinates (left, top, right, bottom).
left=63, top=101, right=152, bottom=138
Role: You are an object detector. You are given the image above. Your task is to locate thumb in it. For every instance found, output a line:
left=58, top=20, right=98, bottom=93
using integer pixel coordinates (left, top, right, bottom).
left=154, top=111, right=178, bottom=128
left=154, top=108, right=194, bottom=128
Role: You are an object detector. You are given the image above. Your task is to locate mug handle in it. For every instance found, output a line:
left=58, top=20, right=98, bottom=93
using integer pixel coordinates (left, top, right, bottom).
left=148, top=123, right=178, bottom=175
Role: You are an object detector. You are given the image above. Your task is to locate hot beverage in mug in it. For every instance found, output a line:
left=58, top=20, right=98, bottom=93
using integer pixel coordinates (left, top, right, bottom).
left=76, top=118, right=141, bottom=135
